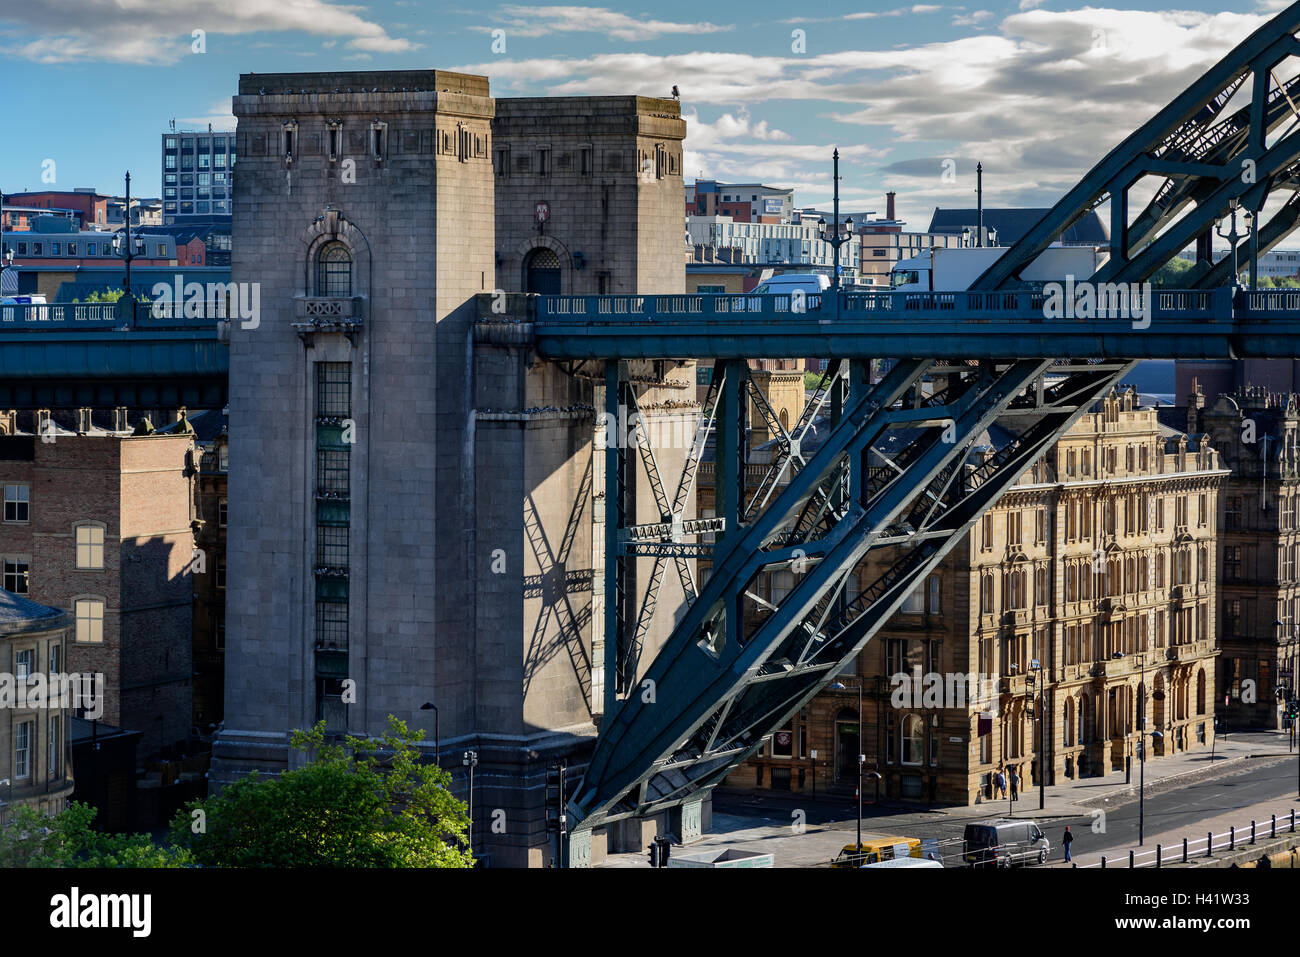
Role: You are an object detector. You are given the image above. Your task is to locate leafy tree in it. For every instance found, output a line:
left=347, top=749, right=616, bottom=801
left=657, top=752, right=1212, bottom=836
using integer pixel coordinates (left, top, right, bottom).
left=170, top=716, right=473, bottom=868
left=1150, top=256, right=1195, bottom=288
left=0, top=801, right=191, bottom=868
left=73, top=288, right=150, bottom=303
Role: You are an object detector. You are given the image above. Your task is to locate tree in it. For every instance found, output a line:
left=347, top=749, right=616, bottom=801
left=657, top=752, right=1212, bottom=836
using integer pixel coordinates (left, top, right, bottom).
left=72, top=289, right=150, bottom=303
left=170, top=716, right=473, bottom=867
left=0, top=801, right=191, bottom=868
left=1150, top=257, right=1195, bottom=288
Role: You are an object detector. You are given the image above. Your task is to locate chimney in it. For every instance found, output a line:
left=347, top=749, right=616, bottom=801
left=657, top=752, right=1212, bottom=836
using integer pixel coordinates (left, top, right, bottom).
left=886, top=191, right=896, bottom=221
left=113, top=406, right=129, bottom=432
left=1187, top=377, right=1205, bottom=434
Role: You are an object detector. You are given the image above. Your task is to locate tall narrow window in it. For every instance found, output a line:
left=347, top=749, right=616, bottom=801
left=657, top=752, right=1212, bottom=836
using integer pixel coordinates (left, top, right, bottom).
left=14, top=720, right=32, bottom=779
left=317, top=243, right=352, bottom=297
left=75, top=598, right=105, bottom=643
left=75, top=524, right=105, bottom=570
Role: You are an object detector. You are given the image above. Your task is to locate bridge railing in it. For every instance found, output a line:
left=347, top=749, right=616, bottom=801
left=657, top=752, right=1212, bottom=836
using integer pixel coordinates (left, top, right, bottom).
left=536, top=288, right=1239, bottom=323
left=0, top=299, right=229, bottom=330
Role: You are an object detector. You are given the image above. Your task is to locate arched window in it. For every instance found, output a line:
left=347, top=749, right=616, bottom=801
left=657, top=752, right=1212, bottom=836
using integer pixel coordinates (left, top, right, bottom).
left=901, top=714, right=924, bottom=765
left=317, top=243, right=352, bottom=297
left=525, top=247, right=562, bottom=294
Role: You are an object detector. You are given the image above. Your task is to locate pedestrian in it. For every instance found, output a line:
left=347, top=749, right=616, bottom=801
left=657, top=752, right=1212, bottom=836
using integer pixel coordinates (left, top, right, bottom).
left=1063, top=825, right=1074, bottom=863
left=1010, top=769, right=1020, bottom=801
left=994, top=768, right=1006, bottom=800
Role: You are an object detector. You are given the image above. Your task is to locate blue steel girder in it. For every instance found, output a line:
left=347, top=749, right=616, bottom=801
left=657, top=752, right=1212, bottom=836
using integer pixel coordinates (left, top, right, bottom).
left=570, top=357, right=1134, bottom=829
left=973, top=0, right=1300, bottom=290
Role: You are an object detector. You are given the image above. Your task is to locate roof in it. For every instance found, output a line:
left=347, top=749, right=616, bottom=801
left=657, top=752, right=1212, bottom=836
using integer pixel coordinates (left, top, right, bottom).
left=927, top=207, right=1109, bottom=245
left=157, top=407, right=227, bottom=442
left=0, top=587, right=70, bottom=637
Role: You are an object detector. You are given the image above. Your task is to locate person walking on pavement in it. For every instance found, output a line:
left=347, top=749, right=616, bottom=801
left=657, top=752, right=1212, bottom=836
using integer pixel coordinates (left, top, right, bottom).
left=1010, top=769, right=1020, bottom=802
left=1063, top=826, right=1074, bottom=863
left=994, top=767, right=1006, bottom=800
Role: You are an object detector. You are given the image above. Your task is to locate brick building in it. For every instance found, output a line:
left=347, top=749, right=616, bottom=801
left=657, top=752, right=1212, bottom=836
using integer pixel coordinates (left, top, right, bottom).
left=0, top=424, right=196, bottom=758
left=710, top=385, right=1226, bottom=804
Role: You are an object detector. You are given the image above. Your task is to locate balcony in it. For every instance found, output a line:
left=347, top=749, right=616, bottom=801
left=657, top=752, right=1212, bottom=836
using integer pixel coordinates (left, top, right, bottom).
left=293, top=296, right=365, bottom=344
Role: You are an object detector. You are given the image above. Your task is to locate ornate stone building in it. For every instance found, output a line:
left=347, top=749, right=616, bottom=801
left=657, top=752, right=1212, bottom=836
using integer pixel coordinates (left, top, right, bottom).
left=723, top=385, right=1226, bottom=804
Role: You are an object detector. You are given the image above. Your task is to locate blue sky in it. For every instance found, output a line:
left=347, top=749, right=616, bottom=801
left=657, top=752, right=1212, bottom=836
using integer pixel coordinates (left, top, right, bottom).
left=1, top=0, right=1293, bottom=229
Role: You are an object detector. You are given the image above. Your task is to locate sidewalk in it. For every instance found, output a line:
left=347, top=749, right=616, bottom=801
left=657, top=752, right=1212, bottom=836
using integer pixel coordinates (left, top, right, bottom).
left=933, top=730, right=1297, bottom=825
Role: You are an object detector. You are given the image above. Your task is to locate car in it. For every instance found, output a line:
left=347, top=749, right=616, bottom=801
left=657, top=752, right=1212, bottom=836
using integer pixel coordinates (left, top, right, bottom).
left=963, top=819, right=1050, bottom=868
left=831, top=836, right=923, bottom=868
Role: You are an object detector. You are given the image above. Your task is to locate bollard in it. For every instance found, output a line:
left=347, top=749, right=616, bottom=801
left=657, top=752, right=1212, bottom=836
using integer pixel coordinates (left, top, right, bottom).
left=1292, top=809, right=1296, bottom=833
left=1157, top=844, right=1162, bottom=869
left=1251, top=820, right=1256, bottom=845
left=1207, top=831, right=1213, bottom=857
left=1230, top=825, right=1235, bottom=851
left=1129, top=849, right=1135, bottom=868
left=1183, top=837, right=1188, bottom=863
left=1101, top=855, right=1107, bottom=869
left=1272, top=814, right=1277, bottom=838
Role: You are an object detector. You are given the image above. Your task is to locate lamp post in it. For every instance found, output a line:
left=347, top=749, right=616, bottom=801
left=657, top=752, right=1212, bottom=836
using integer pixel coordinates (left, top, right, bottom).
left=1031, top=658, right=1045, bottom=810
left=817, top=148, right=855, bottom=309
left=463, top=750, right=478, bottom=859
left=419, top=702, right=440, bottom=766
left=112, top=172, right=144, bottom=300
left=1214, top=201, right=1244, bottom=289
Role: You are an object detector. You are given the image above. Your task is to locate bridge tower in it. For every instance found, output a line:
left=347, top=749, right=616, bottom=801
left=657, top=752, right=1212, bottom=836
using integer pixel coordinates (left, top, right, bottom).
left=212, top=69, right=688, bottom=866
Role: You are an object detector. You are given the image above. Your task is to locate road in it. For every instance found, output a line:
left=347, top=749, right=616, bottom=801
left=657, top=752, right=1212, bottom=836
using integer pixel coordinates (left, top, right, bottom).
left=709, top=753, right=1300, bottom=867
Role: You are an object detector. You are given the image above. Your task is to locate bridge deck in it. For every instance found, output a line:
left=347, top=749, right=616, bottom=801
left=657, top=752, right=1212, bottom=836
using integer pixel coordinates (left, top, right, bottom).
left=532, top=288, right=1300, bottom=359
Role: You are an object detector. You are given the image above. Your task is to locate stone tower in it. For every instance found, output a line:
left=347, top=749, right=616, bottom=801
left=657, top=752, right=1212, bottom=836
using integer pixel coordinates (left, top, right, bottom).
left=213, top=70, right=690, bottom=866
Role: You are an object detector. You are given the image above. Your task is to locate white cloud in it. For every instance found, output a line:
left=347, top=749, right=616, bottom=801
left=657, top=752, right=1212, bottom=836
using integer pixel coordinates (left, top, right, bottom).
left=0, top=0, right=418, bottom=64
left=471, top=5, right=731, bottom=41
left=951, top=10, right=994, bottom=27
left=177, top=99, right=237, bottom=131
left=459, top=7, right=1276, bottom=213
left=683, top=108, right=882, bottom=186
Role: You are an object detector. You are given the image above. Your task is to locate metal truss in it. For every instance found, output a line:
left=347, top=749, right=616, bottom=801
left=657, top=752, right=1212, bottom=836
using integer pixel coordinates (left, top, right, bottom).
left=572, top=356, right=1136, bottom=829
left=974, top=1, right=1300, bottom=290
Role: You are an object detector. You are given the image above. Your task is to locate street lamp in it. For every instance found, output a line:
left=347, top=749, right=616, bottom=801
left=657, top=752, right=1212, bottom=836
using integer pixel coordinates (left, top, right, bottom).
left=463, top=750, right=478, bottom=858
left=1214, top=200, right=1244, bottom=289
left=1030, top=658, right=1045, bottom=810
left=817, top=148, right=855, bottom=306
left=419, top=702, right=440, bottom=766
left=111, top=171, right=145, bottom=299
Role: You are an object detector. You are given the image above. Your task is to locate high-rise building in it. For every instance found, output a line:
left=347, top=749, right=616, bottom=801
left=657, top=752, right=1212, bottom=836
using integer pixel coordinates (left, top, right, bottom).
left=160, top=130, right=236, bottom=223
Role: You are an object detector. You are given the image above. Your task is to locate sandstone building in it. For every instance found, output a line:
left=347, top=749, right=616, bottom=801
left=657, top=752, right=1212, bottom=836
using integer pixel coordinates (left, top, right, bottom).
left=716, top=386, right=1226, bottom=804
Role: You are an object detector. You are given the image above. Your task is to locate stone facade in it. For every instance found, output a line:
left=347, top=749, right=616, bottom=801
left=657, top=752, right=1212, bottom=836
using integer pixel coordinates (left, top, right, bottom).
left=713, top=386, right=1226, bottom=804
left=1198, top=386, right=1300, bottom=729
left=0, top=590, right=75, bottom=824
left=214, top=70, right=688, bottom=866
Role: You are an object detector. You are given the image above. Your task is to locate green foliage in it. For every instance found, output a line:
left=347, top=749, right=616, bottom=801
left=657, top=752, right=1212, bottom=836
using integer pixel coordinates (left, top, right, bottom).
left=170, top=716, right=473, bottom=868
left=1150, top=257, right=1195, bottom=288
left=804, top=371, right=826, bottom=392
left=72, top=289, right=150, bottom=303
left=0, top=801, right=192, bottom=868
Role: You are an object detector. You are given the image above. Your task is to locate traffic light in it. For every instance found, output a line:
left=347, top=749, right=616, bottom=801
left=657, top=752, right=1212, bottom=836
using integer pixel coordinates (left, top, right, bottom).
left=648, top=841, right=661, bottom=868
left=658, top=836, right=671, bottom=867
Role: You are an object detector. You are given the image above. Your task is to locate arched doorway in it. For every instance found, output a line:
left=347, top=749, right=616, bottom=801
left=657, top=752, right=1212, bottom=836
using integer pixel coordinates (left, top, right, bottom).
left=834, top=707, right=859, bottom=783
left=525, top=247, right=562, bottom=294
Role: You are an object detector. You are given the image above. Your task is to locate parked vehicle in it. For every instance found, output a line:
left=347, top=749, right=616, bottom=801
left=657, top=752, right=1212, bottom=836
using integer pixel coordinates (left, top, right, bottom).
left=963, top=819, right=1050, bottom=868
left=831, top=836, right=922, bottom=868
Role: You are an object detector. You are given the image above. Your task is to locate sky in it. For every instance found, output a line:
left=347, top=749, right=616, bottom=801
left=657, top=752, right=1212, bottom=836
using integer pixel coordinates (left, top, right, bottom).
left=1, top=0, right=1297, bottom=230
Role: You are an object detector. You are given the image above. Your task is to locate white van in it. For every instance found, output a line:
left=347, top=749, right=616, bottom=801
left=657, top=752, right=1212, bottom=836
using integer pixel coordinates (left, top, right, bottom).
left=861, top=856, right=944, bottom=869
left=750, top=273, right=831, bottom=296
